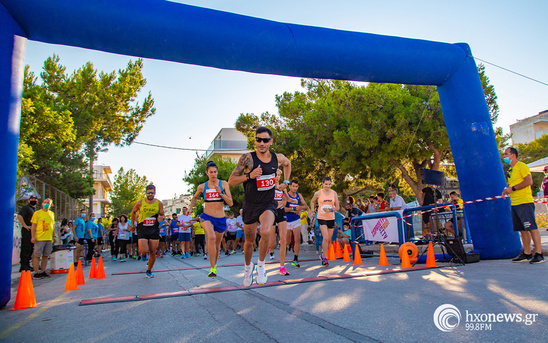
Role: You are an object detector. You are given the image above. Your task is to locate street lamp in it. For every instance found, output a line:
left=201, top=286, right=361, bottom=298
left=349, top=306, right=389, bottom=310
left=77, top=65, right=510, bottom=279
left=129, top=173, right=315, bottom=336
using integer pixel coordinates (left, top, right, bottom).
left=89, top=146, right=109, bottom=217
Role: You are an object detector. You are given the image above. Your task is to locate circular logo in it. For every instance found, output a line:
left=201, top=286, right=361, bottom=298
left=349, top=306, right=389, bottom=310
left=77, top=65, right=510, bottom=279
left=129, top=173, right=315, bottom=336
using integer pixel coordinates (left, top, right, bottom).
left=433, top=304, right=461, bottom=332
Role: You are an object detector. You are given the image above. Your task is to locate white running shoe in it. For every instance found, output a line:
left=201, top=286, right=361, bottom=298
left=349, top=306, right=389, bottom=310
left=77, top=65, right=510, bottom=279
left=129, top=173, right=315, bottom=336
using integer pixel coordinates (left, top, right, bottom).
left=269, top=253, right=275, bottom=260
left=257, top=263, right=267, bottom=285
left=243, top=262, right=255, bottom=287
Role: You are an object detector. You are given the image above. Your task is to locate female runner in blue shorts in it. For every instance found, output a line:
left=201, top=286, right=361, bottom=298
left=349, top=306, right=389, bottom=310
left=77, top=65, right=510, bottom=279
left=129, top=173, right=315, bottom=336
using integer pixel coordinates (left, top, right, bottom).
left=189, top=161, right=233, bottom=278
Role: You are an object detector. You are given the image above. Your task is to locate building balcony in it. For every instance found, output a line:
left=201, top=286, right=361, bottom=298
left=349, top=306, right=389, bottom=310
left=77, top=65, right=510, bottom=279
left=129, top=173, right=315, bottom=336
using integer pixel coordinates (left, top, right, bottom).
left=205, top=139, right=249, bottom=158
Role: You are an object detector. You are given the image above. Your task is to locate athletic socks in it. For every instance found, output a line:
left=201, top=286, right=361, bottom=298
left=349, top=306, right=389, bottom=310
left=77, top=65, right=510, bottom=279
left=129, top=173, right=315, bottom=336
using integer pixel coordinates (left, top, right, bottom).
left=245, top=263, right=251, bottom=271
left=294, top=255, right=298, bottom=261
left=257, top=260, right=265, bottom=267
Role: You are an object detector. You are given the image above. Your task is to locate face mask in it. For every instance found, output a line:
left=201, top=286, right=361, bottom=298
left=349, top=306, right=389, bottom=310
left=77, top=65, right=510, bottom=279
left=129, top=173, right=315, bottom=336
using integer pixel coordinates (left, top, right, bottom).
left=29, top=200, right=37, bottom=206
left=91, top=217, right=96, bottom=221
left=503, top=157, right=511, bottom=165
left=81, top=213, right=86, bottom=218
left=42, top=203, right=50, bottom=210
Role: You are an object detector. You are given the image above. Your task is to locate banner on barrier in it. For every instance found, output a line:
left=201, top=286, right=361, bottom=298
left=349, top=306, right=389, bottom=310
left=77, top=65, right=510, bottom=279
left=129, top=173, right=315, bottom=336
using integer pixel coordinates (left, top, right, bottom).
left=362, top=211, right=403, bottom=243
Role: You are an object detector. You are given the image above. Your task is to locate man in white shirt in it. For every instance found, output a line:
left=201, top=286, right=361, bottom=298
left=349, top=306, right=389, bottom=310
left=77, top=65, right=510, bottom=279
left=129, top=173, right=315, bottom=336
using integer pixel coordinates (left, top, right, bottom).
left=387, top=187, right=407, bottom=211
left=177, top=207, right=193, bottom=258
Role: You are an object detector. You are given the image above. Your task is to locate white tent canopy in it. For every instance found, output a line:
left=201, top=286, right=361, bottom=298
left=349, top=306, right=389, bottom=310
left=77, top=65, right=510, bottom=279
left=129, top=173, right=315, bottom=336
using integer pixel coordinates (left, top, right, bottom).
left=527, top=156, right=548, bottom=173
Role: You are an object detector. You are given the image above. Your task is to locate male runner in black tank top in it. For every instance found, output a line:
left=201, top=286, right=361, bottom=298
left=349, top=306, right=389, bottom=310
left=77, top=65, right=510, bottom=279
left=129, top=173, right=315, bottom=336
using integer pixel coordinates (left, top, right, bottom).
left=228, top=126, right=291, bottom=287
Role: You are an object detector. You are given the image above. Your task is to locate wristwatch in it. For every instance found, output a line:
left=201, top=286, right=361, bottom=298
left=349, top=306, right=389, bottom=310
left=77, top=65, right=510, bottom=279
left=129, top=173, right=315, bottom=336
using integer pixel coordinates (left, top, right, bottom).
left=245, top=173, right=251, bottom=180
left=511, top=186, right=516, bottom=192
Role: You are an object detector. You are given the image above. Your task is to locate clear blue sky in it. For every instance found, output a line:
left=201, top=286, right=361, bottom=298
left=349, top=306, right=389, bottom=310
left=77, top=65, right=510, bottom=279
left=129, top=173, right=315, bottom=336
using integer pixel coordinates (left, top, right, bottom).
left=23, top=0, right=548, bottom=200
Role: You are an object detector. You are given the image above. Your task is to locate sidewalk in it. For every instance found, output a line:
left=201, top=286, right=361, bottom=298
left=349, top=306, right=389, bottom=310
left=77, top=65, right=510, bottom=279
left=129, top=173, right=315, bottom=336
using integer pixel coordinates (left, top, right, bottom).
left=1, top=244, right=546, bottom=342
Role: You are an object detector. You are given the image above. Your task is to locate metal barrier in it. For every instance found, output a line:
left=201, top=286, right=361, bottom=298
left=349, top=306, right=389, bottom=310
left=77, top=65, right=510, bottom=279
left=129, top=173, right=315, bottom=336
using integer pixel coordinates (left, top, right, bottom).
left=402, top=204, right=472, bottom=244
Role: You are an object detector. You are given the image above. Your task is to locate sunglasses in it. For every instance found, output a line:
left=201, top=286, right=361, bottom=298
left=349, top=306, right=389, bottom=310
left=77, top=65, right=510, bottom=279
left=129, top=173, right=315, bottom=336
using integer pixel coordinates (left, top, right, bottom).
left=146, top=191, right=155, bottom=195
left=506, top=167, right=512, bottom=179
left=255, top=137, right=271, bottom=143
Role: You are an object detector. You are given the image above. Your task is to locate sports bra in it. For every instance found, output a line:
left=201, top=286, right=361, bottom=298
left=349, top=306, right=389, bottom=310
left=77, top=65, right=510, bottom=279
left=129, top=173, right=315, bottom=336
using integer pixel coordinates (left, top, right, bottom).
left=203, top=180, right=224, bottom=202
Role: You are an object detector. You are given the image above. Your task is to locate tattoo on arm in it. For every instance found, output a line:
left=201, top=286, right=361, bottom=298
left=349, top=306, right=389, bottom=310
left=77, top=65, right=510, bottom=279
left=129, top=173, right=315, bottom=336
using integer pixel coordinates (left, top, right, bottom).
left=232, top=153, right=252, bottom=176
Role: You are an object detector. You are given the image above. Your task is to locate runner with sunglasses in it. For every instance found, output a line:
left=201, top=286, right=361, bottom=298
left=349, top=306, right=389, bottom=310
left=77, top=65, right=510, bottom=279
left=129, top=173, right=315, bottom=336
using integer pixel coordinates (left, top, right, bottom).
left=130, top=184, right=165, bottom=278
left=229, top=127, right=291, bottom=286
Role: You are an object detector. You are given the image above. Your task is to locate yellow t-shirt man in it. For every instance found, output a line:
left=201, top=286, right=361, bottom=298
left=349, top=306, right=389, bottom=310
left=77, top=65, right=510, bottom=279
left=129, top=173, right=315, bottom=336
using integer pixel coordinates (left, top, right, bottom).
left=300, top=211, right=308, bottom=226
left=31, top=209, right=56, bottom=241
left=193, top=221, right=205, bottom=235
left=507, top=161, right=534, bottom=206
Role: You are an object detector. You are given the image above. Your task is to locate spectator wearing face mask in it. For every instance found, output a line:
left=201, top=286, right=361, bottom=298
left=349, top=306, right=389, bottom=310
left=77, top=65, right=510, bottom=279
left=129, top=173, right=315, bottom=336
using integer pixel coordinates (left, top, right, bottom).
left=72, top=209, right=87, bottom=266
left=17, top=195, right=38, bottom=271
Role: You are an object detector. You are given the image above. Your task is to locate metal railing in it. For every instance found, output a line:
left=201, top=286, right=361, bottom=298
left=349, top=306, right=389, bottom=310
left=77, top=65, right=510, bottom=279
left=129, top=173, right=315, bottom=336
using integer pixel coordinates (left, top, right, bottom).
left=16, top=175, right=88, bottom=222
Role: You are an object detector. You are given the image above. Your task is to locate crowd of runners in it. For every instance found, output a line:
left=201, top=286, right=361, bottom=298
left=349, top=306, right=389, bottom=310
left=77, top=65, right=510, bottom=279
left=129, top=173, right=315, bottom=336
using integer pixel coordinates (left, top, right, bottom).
left=62, top=126, right=345, bottom=285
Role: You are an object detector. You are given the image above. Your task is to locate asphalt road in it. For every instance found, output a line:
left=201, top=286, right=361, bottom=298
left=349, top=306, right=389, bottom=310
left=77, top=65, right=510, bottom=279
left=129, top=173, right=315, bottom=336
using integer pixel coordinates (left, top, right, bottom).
left=0, top=244, right=546, bottom=343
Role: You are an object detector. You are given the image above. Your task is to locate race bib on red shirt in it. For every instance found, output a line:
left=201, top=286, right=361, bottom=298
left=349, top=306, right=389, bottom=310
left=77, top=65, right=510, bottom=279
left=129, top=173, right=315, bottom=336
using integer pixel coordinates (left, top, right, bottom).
left=205, top=188, right=222, bottom=201
left=274, top=190, right=284, bottom=201
left=256, top=173, right=276, bottom=191
left=143, top=217, right=156, bottom=226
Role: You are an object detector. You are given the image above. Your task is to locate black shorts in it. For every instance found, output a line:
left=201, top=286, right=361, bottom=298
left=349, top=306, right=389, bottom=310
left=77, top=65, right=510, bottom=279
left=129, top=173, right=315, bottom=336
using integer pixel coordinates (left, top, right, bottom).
left=422, top=212, right=432, bottom=224
left=317, top=219, right=336, bottom=229
left=242, top=200, right=278, bottom=225
left=132, top=235, right=139, bottom=244
left=274, top=207, right=287, bottom=224
left=97, top=237, right=103, bottom=245
left=511, top=203, right=538, bottom=232
left=137, top=225, right=160, bottom=240
left=226, top=232, right=237, bottom=241
left=77, top=238, right=85, bottom=245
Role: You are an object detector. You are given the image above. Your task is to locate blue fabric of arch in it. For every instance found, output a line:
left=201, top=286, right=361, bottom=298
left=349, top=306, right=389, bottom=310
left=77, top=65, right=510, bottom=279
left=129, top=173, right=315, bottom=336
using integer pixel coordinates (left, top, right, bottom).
left=0, top=0, right=521, bottom=308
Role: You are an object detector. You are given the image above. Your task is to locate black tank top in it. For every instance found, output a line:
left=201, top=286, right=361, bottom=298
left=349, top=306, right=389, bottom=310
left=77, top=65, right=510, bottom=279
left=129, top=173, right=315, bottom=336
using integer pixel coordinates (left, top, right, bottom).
left=244, top=151, right=278, bottom=204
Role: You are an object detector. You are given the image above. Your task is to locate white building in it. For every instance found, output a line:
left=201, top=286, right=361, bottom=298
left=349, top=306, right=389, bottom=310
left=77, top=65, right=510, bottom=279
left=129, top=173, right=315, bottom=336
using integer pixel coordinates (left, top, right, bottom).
left=204, top=128, right=250, bottom=160
left=163, top=194, right=193, bottom=215
left=510, top=109, right=548, bottom=144
left=82, top=165, right=113, bottom=217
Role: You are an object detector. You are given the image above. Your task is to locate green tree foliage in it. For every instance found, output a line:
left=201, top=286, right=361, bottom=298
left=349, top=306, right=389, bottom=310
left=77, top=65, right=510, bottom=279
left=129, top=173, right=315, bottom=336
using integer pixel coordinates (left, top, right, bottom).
left=235, top=64, right=499, bottom=200
left=19, top=55, right=156, bottom=198
left=183, top=156, right=244, bottom=213
left=515, top=134, right=548, bottom=194
left=110, top=168, right=150, bottom=216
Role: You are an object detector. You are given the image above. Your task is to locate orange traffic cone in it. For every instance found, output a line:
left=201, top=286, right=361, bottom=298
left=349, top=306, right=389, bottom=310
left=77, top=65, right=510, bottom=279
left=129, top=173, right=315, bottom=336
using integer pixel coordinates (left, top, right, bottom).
left=327, top=243, right=336, bottom=261
left=335, top=241, right=343, bottom=259
left=25, top=271, right=37, bottom=307
left=89, top=257, right=96, bottom=279
left=353, top=244, right=363, bottom=265
left=343, top=244, right=351, bottom=262
left=400, top=244, right=412, bottom=268
left=96, top=256, right=106, bottom=279
left=379, top=244, right=389, bottom=266
left=64, top=263, right=78, bottom=291
left=425, top=241, right=437, bottom=268
left=345, top=244, right=353, bottom=254
left=11, top=271, right=36, bottom=310
left=76, top=260, right=85, bottom=285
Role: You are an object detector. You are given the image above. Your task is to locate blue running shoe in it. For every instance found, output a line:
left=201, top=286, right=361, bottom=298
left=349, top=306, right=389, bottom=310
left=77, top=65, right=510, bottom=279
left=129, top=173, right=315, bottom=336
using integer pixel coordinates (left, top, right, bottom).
left=185, top=252, right=190, bottom=258
left=142, top=254, right=148, bottom=262
left=145, top=271, right=154, bottom=278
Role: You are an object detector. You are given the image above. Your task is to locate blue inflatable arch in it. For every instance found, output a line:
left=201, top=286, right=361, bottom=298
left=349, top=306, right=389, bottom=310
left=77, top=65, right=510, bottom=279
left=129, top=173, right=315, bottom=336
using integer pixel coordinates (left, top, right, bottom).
left=0, top=0, right=520, bottom=307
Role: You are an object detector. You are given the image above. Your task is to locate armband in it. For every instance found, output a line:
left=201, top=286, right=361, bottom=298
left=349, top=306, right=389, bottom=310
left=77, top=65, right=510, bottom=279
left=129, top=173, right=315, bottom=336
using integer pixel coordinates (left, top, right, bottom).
left=283, top=180, right=290, bottom=184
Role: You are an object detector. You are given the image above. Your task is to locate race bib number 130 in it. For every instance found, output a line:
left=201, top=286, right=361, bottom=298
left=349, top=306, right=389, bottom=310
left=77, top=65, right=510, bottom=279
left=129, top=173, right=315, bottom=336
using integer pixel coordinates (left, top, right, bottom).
left=256, top=173, right=276, bottom=191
